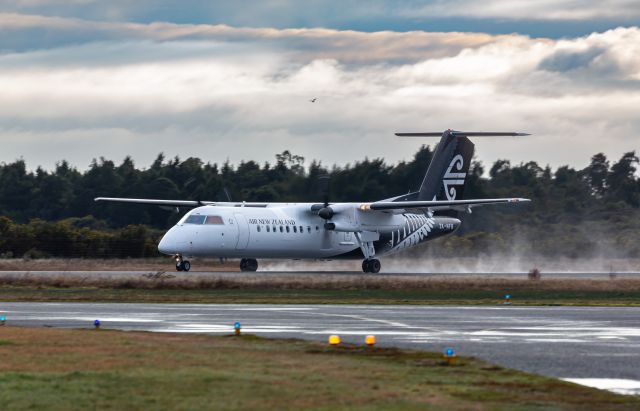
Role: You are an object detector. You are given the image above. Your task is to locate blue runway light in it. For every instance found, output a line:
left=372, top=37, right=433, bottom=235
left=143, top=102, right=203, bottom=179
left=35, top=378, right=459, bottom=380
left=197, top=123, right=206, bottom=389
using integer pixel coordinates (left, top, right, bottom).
left=443, top=347, right=458, bottom=365
left=505, top=294, right=511, bottom=299
left=234, top=322, right=241, bottom=329
left=94, top=319, right=100, bottom=329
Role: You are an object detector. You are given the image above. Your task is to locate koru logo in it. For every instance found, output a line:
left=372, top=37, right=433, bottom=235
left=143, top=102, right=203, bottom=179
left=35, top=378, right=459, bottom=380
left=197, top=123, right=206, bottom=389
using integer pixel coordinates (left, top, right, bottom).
left=443, top=154, right=466, bottom=200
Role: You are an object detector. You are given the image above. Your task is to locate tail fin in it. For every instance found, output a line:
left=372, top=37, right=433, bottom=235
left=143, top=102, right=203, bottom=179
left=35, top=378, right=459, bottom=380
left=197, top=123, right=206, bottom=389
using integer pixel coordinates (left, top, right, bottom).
left=396, top=130, right=528, bottom=201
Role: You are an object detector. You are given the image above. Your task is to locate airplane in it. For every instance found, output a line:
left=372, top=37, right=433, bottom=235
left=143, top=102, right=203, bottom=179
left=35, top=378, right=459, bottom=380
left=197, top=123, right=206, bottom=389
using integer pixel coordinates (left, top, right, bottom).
left=95, top=129, right=530, bottom=273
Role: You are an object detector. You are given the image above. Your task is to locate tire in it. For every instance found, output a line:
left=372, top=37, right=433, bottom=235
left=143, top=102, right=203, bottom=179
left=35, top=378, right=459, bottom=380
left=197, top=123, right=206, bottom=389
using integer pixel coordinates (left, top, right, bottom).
left=176, top=262, right=184, bottom=272
left=246, top=259, right=258, bottom=272
left=240, top=259, right=248, bottom=271
left=182, top=261, right=191, bottom=272
left=370, top=259, right=381, bottom=274
left=362, top=260, right=371, bottom=273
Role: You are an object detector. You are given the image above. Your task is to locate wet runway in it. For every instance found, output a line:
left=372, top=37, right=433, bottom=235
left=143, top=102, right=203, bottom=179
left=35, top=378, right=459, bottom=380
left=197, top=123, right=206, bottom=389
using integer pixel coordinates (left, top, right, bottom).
left=1, top=270, right=639, bottom=279
left=1, top=302, right=640, bottom=394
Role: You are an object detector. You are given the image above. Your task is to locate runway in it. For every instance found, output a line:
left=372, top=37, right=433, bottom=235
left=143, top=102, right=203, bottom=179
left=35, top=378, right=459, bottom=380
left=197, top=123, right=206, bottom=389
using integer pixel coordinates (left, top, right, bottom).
left=2, top=302, right=640, bottom=394
left=1, top=270, right=639, bottom=279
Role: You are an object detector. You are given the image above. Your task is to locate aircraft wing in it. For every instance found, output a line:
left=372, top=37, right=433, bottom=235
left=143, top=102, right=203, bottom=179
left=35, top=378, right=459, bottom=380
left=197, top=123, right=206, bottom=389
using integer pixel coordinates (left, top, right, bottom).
left=94, top=197, right=215, bottom=207
left=363, top=198, right=530, bottom=213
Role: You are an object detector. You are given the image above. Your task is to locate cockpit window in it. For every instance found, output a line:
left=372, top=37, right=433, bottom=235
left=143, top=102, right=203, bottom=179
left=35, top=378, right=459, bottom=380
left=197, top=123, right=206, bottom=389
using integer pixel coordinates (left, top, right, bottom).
left=184, top=215, right=206, bottom=225
left=204, top=215, right=224, bottom=225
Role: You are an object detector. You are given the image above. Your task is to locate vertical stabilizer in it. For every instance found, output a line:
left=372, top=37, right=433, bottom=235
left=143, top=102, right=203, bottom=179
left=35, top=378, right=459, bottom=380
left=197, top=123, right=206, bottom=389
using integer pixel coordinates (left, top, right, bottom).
left=417, top=131, right=474, bottom=201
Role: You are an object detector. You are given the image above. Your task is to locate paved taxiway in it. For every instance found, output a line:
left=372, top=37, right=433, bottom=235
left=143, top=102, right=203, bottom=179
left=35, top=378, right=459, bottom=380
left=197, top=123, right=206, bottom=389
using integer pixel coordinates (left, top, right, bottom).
left=2, top=302, right=640, bottom=394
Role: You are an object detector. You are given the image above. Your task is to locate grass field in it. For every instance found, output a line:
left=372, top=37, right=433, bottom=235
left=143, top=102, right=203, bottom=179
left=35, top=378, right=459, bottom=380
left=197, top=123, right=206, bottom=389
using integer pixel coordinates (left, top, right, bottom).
left=1, top=275, right=640, bottom=305
left=0, top=327, right=638, bottom=410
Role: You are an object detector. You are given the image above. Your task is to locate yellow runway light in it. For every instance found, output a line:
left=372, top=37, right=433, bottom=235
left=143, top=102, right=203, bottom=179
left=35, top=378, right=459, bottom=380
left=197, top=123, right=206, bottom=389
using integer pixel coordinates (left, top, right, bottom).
left=365, top=335, right=376, bottom=346
left=328, top=335, right=340, bottom=346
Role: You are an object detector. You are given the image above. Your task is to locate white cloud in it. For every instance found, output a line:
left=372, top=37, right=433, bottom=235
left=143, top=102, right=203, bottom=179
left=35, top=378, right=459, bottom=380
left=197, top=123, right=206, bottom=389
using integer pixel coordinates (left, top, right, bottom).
left=0, top=17, right=639, bottom=173
left=408, top=0, right=640, bottom=21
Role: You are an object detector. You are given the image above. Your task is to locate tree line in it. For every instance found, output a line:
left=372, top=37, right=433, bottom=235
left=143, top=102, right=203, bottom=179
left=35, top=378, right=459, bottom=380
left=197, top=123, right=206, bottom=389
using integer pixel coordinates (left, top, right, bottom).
left=0, top=147, right=638, bottom=259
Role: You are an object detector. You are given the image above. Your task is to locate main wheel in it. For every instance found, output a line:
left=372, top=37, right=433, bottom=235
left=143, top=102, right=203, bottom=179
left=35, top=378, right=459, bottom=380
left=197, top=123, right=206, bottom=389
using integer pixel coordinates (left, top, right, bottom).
left=362, top=260, right=371, bottom=273
left=246, top=258, right=258, bottom=272
left=369, top=259, right=381, bottom=274
left=362, top=259, right=381, bottom=273
left=240, top=259, right=248, bottom=271
left=176, top=262, right=184, bottom=272
left=182, top=260, right=191, bottom=272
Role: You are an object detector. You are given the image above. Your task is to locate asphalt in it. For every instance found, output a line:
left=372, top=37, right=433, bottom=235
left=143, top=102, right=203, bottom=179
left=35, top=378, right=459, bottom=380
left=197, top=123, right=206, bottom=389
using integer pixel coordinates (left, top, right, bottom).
left=1, top=270, right=639, bottom=279
left=2, top=302, right=640, bottom=394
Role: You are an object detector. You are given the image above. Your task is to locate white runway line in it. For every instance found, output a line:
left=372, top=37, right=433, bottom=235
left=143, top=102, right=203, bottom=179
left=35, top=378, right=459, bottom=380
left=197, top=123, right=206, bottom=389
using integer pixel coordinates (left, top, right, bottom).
left=563, top=379, right=640, bottom=395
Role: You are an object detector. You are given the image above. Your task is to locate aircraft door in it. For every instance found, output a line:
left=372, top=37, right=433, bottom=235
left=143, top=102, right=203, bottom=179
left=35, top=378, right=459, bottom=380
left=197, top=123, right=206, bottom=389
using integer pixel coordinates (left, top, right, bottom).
left=234, top=214, right=250, bottom=250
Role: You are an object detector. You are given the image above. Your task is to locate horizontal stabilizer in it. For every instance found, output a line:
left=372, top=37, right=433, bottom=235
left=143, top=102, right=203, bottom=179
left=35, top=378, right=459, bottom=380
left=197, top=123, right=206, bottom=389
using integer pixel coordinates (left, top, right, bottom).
left=396, top=131, right=530, bottom=137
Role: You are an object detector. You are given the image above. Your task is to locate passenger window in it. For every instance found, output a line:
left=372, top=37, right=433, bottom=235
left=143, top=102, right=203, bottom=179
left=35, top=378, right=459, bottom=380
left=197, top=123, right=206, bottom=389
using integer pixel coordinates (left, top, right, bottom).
left=279, top=226, right=283, bottom=233
left=293, top=226, right=297, bottom=233
left=307, top=226, right=311, bottom=233
left=257, top=226, right=261, bottom=232
left=184, top=215, right=206, bottom=225
left=266, top=226, right=270, bottom=232
left=286, top=226, right=290, bottom=233
left=204, top=215, right=224, bottom=225
left=299, top=226, right=303, bottom=234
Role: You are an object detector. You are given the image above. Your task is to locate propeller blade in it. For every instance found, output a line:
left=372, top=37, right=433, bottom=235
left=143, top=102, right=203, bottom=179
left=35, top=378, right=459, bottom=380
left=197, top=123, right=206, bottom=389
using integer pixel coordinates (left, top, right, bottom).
left=318, top=175, right=330, bottom=208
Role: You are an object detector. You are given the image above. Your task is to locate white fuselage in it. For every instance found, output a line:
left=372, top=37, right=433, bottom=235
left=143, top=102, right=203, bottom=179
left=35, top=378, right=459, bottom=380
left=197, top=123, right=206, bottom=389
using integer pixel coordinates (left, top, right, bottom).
left=157, top=203, right=460, bottom=259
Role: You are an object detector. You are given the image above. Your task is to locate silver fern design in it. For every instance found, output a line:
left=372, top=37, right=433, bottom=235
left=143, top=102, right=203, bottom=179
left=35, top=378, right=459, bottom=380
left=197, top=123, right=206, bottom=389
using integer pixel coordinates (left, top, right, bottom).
left=443, top=154, right=466, bottom=200
left=389, top=213, right=435, bottom=252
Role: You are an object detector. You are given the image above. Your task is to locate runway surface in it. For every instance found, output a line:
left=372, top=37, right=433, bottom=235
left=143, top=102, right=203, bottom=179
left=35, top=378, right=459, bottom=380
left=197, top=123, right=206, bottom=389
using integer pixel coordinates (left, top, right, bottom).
left=2, top=302, right=640, bottom=394
left=1, top=270, right=639, bottom=279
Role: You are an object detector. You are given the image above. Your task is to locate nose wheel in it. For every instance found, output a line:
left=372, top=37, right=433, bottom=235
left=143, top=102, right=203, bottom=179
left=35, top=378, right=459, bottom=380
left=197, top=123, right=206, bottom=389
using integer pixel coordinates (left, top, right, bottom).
left=240, top=258, right=258, bottom=272
left=362, top=259, right=381, bottom=273
left=174, top=255, right=191, bottom=272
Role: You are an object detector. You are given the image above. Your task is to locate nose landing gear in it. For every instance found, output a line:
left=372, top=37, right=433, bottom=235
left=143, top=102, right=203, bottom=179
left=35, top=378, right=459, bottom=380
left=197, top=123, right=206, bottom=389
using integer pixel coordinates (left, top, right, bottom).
left=240, top=258, right=258, bottom=272
left=362, top=258, right=381, bottom=273
left=174, top=255, right=191, bottom=272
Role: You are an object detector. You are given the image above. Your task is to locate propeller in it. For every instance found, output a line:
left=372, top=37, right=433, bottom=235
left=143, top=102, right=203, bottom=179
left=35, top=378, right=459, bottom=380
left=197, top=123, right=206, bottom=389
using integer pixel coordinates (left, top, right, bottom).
left=317, top=175, right=335, bottom=221
left=314, top=175, right=336, bottom=248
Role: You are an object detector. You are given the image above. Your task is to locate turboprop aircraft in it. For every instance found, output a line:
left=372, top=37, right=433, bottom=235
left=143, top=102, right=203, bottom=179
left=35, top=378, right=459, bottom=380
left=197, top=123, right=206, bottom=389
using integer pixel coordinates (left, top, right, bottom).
left=96, top=130, right=530, bottom=273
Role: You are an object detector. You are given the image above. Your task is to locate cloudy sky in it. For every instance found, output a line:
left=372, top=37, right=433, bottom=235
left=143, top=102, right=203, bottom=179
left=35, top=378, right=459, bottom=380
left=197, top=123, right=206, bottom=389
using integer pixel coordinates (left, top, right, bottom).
left=1, top=1, right=639, bottom=171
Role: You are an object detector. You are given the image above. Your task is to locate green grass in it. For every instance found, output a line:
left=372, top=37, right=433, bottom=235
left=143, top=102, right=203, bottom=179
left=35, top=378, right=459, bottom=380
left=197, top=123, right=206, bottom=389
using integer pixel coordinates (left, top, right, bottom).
left=0, top=327, right=638, bottom=410
left=2, top=285, right=640, bottom=306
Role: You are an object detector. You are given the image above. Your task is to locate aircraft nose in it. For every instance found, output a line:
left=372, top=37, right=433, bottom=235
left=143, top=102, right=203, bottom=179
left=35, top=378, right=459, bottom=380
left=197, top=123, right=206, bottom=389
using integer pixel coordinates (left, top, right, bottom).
left=158, top=229, right=177, bottom=255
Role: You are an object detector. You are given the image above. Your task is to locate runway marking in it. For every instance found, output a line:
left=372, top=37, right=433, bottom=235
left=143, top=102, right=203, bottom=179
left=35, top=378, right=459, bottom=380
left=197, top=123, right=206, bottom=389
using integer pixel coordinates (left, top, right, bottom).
left=313, top=312, right=415, bottom=328
left=13, top=315, right=163, bottom=323
left=563, top=378, right=640, bottom=396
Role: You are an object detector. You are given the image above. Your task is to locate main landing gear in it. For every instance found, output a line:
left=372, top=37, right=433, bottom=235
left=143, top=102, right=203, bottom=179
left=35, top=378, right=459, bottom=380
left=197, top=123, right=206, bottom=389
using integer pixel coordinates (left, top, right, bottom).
left=362, top=258, right=381, bottom=273
left=354, top=232, right=381, bottom=273
left=240, top=258, right=258, bottom=272
left=174, top=255, right=191, bottom=272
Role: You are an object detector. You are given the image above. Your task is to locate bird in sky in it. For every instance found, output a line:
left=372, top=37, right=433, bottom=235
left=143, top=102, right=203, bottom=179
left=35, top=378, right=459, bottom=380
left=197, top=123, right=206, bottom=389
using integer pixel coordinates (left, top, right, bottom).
left=309, top=98, right=317, bottom=103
